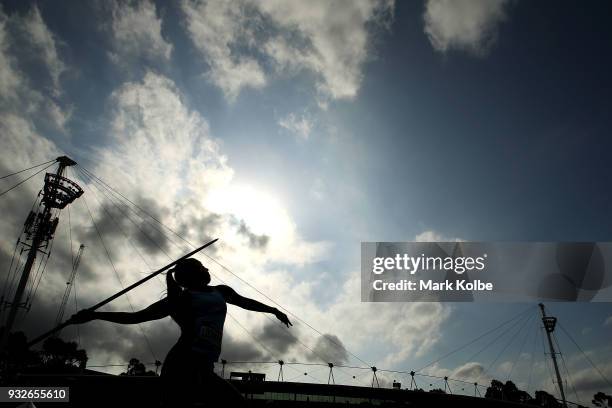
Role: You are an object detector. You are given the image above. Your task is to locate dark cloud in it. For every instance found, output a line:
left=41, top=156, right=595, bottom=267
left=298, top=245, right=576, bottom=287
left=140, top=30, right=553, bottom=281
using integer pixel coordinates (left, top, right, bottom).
left=257, top=320, right=297, bottom=355
left=11, top=290, right=69, bottom=345
left=129, top=196, right=174, bottom=254
left=220, top=332, right=265, bottom=362
left=309, top=334, right=349, bottom=365
left=0, top=242, right=18, bottom=299
left=80, top=318, right=268, bottom=368
left=79, top=197, right=171, bottom=256
left=237, top=220, right=269, bottom=250
left=175, top=203, right=222, bottom=256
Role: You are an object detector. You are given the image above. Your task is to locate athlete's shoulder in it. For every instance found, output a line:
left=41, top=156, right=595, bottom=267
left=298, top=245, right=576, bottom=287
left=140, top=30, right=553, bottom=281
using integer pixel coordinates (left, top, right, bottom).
left=212, top=284, right=236, bottom=298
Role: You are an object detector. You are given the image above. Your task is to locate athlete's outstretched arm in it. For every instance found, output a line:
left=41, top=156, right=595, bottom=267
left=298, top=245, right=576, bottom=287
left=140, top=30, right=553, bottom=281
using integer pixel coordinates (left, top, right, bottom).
left=217, top=285, right=292, bottom=327
left=69, top=298, right=170, bottom=325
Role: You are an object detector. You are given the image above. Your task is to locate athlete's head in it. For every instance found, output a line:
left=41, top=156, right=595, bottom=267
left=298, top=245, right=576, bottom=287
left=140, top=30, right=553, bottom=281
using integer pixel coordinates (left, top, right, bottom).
left=173, top=258, right=211, bottom=289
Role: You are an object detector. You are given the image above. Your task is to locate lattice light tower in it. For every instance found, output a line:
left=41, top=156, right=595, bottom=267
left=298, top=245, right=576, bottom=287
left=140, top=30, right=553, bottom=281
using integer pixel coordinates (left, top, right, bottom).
left=1, top=156, right=82, bottom=350
left=539, top=303, right=567, bottom=408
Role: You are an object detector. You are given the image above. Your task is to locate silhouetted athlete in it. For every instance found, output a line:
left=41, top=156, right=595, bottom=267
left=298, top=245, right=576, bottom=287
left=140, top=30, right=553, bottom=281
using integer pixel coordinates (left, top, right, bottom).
left=69, top=258, right=292, bottom=406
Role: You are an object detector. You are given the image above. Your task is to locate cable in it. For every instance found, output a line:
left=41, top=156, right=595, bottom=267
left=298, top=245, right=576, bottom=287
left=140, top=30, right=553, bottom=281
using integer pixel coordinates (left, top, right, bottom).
left=285, top=365, right=328, bottom=382
left=553, top=332, right=580, bottom=405
left=78, top=186, right=158, bottom=363
left=29, top=207, right=63, bottom=307
left=76, top=168, right=169, bottom=291
left=461, top=309, right=533, bottom=373
left=78, top=166, right=192, bottom=249
left=66, top=169, right=75, bottom=272
left=5, top=249, right=26, bottom=315
left=0, top=159, right=56, bottom=180
left=63, top=177, right=82, bottom=347
left=75, top=168, right=157, bottom=275
left=73, top=266, right=81, bottom=347
left=416, top=305, right=536, bottom=372
left=1, top=237, right=21, bottom=316
left=526, top=314, right=539, bottom=394
left=28, top=224, right=56, bottom=310
left=507, top=312, right=537, bottom=381
left=0, top=193, right=41, bottom=316
left=226, top=313, right=278, bottom=358
left=0, top=162, right=55, bottom=198
left=539, top=322, right=556, bottom=391
left=558, top=322, right=612, bottom=388
left=476, top=312, right=534, bottom=383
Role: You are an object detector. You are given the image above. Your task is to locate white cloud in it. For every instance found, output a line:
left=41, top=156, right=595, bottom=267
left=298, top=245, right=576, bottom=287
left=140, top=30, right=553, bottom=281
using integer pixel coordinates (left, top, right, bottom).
left=0, top=15, right=21, bottom=100
left=321, top=275, right=451, bottom=368
left=181, top=0, right=266, bottom=102
left=181, top=0, right=394, bottom=103
left=109, top=0, right=173, bottom=65
left=415, top=230, right=463, bottom=242
left=259, top=0, right=394, bottom=102
left=310, top=178, right=325, bottom=201
left=278, top=112, right=313, bottom=140
left=21, top=5, right=66, bottom=95
left=89, top=70, right=330, bottom=300
left=0, top=6, right=70, bottom=132
left=0, top=114, right=59, bottom=176
left=100, top=73, right=329, bottom=269
left=423, top=0, right=510, bottom=55
left=0, top=113, right=61, bottom=275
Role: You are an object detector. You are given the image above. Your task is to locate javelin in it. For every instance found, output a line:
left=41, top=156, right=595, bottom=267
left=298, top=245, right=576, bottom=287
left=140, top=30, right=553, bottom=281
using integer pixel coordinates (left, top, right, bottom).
left=27, top=238, right=219, bottom=347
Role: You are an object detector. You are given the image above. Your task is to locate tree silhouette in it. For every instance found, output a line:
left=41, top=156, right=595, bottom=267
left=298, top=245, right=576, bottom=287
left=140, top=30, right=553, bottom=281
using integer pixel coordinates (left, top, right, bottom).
left=2, top=331, right=41, bottom=369
left=119, top=358, right=157, bottom=376
left=502, top=380, right=531, bottom=403
left=484, top=378, right=576, bottom=407
left=593, top=392, right=612, bottom=407
left=485, top=379, right=505, bottom=400
left=534, top=390, right=562, bottom=408
left=40, top=336, right=87, bottom=370
left=1, top=332, right=87, bottom=374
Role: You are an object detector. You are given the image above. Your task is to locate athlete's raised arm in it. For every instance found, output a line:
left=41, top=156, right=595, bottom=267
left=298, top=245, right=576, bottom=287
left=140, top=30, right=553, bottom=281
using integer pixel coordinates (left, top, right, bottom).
left=69, top=298, right=170, bottom=325
left=217, top=285, right=292, bottom=327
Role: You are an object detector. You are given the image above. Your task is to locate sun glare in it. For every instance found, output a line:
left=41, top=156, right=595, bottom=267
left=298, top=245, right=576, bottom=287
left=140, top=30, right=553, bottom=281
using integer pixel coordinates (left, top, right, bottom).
left=206, top=185, right=292, bottom=239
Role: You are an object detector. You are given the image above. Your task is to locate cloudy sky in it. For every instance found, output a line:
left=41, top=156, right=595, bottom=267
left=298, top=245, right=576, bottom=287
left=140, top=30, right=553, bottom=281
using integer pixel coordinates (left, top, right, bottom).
left=1, top=0, right=611, bottom=403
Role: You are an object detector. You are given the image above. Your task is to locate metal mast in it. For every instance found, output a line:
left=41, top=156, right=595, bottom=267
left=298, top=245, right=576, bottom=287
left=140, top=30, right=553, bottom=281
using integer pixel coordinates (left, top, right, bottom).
left=54, top=244, right=85, bottom=329
left=538, top=303, right=567, bottom=408
left=1, top=156, right=82, bottom=350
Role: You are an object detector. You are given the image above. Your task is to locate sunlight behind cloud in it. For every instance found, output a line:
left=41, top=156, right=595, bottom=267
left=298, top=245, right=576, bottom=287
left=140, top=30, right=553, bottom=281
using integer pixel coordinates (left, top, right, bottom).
left=206, top=184, right=290, bottom=239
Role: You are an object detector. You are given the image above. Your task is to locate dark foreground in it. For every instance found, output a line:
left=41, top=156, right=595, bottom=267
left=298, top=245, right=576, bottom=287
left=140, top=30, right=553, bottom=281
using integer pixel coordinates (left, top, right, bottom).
left=2, top=373, right=531, bottom=407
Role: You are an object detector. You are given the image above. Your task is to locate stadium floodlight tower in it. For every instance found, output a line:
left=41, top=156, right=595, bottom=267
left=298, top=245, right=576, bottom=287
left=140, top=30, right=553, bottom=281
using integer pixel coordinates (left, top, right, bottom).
left=1, top=156, right=83, bottom=351
left=538, top=303, right=567, bottom=408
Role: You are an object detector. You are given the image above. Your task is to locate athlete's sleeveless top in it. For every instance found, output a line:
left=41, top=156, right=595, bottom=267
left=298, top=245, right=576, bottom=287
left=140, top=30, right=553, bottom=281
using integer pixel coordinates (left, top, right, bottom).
left=182, top=288, right=227, bottom=362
